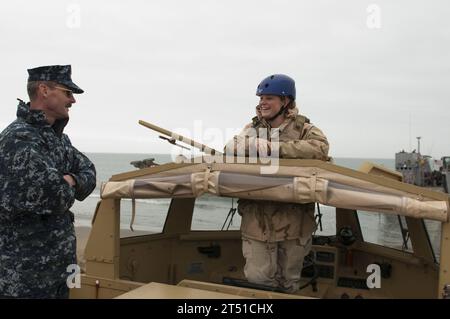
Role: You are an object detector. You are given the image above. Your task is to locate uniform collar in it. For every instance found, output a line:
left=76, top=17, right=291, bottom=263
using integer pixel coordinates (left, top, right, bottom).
left=16, top=99, right=49, bottom=127
left=253, top=107, right=299, bottom=132
left=276, top=107, right=299, bottom=132
left=16, top=99, right=69, bottom=136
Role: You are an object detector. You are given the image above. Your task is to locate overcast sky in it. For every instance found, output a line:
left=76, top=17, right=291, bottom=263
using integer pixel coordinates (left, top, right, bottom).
left=1, top=0, right=449, bottom=158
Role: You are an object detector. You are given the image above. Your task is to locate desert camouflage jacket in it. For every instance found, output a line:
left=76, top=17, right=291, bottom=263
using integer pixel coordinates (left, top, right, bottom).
left=0, top=100, right=96, bottom=298
left=225, top=107, right=329, bottom=242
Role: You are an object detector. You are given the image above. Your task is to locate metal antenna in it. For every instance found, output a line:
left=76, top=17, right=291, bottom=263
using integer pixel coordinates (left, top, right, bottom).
left=417, top=136, right=421, bottom=154
left=409, top=113, right=412, bottom=152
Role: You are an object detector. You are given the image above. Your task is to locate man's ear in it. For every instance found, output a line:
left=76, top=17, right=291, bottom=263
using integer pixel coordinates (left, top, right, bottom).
left=39, top=83, right=48, bottom=98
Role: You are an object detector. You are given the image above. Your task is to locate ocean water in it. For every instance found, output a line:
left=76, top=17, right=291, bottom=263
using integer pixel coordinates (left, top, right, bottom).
left=71, top=153, right=441, bottom=260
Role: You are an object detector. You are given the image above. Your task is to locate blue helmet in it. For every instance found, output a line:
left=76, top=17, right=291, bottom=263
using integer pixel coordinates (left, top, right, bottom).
left=256, top=74, right=296, bottom=100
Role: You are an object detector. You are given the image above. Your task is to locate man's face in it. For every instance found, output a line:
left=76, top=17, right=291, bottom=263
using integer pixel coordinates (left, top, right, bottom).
left=258, top=95, right=284, bottom=120
left=41, top=83, right=76, bottom=120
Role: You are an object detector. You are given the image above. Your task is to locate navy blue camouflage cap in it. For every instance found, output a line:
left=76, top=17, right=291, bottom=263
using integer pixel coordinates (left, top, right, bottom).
left=27, top=65, right=84, bottom=94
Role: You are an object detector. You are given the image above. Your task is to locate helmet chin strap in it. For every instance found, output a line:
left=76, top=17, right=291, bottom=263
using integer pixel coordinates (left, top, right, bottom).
left=266, top=104, right=286, bottom=123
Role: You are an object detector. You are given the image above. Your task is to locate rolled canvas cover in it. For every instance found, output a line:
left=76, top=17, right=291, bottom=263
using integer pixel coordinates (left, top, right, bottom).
left=101, top=165, right=448, bottom=222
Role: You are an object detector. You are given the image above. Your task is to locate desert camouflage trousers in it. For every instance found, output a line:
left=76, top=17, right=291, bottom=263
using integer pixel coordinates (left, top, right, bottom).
left=242, top=236, right=312, bottom=293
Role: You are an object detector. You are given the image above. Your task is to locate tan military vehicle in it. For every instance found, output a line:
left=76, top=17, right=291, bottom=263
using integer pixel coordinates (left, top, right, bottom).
left=70, top=157, right=450, bottom=299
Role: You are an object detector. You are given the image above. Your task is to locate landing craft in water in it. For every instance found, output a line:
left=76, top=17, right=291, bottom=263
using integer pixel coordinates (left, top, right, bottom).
left=395, top=137, right=450, bottom=193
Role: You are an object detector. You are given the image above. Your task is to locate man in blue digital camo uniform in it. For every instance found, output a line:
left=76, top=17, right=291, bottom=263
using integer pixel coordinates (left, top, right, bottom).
left=0, top=65, right=96, bottom=298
